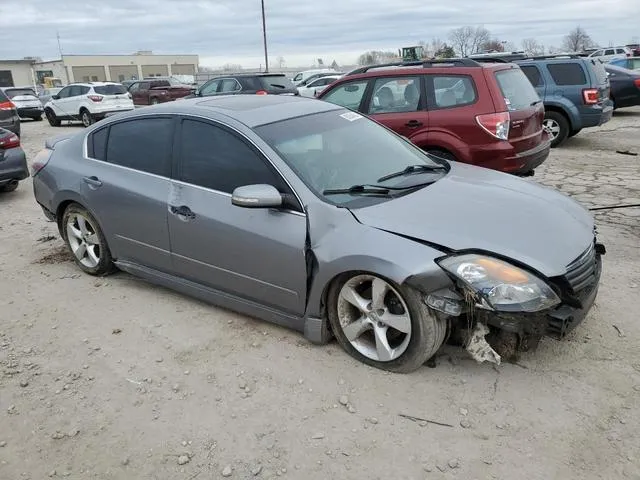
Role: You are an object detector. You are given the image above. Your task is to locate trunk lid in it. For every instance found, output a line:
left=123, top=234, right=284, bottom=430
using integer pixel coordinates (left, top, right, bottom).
left=492, top=67, right=546, bottom=153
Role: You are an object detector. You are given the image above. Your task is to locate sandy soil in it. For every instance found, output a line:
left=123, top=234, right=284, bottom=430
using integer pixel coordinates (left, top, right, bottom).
left=1, top=110, right=639, bottom=480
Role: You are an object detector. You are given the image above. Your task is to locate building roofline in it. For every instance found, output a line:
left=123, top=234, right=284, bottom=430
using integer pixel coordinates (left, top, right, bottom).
left=0, top=59, right=36, bottom=64
left=60, top=54, right=199, bottom=57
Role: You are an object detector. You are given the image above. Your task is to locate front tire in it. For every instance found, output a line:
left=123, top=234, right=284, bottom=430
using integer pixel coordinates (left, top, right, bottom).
left=33, top=115, right=42, bottom=121
left=425, top=149, right=457, bottom=161
left=62, top=204, right=115, bottom=276
left=45, top=108, right=61, bottom=127
left=543, top=111, right=569, bottom=147
left=328, top=273, right=447, bottom=373
left=0, top=182, right=18, bottom=193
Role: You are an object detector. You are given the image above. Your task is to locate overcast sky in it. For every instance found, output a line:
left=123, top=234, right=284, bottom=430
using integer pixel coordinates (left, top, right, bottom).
left=1, top=0, right=637, bottom=68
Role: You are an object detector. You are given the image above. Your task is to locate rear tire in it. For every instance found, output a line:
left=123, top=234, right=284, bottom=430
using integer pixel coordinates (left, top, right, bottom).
left=33, top=115, right=42, bottom=121
left=568, top=128, right=582, bottom=138
left=327, top=273, right=447, bottom=373
left=62, top=204, right=115, bottom=276
left=80, top=109, right=94, bottom=128
left=150, top=98, right=159, bottom=105
left=45, top=108, right=61, bottom=127
left=543, top=111, right=569, bottom=147
left=0, top=182, right=18, bottom=193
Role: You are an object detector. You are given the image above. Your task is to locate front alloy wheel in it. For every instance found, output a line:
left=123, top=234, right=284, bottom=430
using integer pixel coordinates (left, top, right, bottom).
left=81, top=110, right=94, bottom=127
left=328, top=274, right=447, bottom=373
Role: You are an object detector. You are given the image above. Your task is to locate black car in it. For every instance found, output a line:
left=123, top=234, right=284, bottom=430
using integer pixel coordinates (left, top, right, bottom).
left=0, top=127, right=29, bottom=192
left=190, top=73, right=299, bottom=98
left=0, top=89, right=20, bottom=136
left=605, top=64, right=640, bottom=109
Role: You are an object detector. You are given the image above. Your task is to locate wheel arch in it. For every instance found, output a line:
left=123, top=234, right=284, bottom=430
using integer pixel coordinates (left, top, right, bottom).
left=543, top=103, right=576, bottom=130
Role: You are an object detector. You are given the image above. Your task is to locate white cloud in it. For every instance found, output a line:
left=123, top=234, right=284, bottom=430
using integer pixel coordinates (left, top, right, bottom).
left=0, top=0, right=636, bottom=68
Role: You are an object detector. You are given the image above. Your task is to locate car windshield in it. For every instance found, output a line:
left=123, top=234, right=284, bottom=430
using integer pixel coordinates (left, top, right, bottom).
left=94, top=84, right=128, bottom=95
left=5, top=88, right=37, bottom=98
left=254, top=109, right=447, bottom=207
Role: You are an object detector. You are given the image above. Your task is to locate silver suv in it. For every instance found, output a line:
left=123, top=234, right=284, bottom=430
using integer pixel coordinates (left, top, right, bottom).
left=44, top=82, right=134, bottom=127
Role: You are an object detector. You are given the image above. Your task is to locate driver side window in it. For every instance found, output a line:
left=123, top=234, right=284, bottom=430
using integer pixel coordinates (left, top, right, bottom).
left=322, top=80, right=369, bottom=111
left=200, top=80, right=221, bottom=96
left=56, top=87, right=71, bottom=99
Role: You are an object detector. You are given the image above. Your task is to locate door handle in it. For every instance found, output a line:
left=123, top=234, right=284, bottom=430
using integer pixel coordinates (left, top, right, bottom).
left=405, top=120, right=423, bottom=128
left=170, top=205, right=196, bottom=219
left=83, top=176, right=103, bottom=188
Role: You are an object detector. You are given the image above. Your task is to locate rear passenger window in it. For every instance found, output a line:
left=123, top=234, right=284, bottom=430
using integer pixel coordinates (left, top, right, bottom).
left=322, top=81, right=368, bottom=110
left=105, top=118, right=173, bottom=176
left=546, top=63, right=587, bottom=85
left=432, top=76, right=476, bottom=109
left=520, top=66, right=543, bottom=87
left=368, top=77, right=421, bottom=114
left=89, top=127, right=108, bottom=160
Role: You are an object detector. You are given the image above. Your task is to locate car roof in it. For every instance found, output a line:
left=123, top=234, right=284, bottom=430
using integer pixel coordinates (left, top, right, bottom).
left=119, top=95, right=343, bottom=128
left=68, top=82, right=121, bottom=86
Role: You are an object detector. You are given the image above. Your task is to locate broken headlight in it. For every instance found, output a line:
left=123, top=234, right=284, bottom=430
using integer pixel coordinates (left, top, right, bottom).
left=437, top=254, right=560, bottom=313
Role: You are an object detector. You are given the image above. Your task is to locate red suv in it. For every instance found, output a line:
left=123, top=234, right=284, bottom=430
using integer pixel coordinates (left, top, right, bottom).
left=317, top=59, right=551, bottom=175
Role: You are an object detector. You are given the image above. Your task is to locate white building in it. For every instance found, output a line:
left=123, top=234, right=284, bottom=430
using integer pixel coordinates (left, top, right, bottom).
left=33, top=52, right=199, bottom=84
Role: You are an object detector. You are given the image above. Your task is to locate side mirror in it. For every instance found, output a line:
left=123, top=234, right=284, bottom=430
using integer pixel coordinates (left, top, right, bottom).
left=52, top=95, right=60, bottom=100
left=232, top=184, right=282, bottom=208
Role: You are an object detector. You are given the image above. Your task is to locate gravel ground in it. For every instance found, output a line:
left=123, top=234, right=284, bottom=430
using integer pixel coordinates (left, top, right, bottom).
left=1, top=111, right=639, bottom=480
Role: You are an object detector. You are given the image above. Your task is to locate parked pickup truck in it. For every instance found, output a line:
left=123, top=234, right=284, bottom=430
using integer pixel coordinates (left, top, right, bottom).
left=127, top=79, right=194, bottom=106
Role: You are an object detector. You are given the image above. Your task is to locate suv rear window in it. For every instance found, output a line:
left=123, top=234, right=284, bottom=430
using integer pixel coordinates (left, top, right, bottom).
left=546, top=63, right=587, bottom=86
left=587, top=59, right=608, bottom=86
left=5, top=88, right=36, bottom=98
left=258, top=75, right=296, bottom=91
left=94, top=84, right=128, bottom=95
left=494, top=69, right=540, bottom=110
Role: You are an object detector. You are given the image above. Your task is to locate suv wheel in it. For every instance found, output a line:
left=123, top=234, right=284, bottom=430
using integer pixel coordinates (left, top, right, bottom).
left=543, top=112, right=569, bottom=147
left=80, top=109, right=94, bottom=128
left=45, top=108, right=61, bottom=127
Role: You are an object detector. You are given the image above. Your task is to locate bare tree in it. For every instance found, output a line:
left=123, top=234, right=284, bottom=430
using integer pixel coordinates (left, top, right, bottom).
left=276, top=56, right=286, bottom=69
left=521, top=38, right=545, bottom=56
left=562, top=26, right=596, bottom=52
left=222, top=63, right=243, bottom=72
left=481, top=39, right=506, bottom=52
left=449, top=26, right=491, bottom=56
left=357, top=50, right=399, bottom=65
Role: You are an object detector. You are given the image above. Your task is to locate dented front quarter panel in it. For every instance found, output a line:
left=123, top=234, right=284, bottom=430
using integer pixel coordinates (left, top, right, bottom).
left=303, top=201, right=453, bottom=319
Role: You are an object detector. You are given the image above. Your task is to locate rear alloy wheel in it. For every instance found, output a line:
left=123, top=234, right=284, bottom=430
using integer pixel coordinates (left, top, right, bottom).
left=45, top=109, right=61, bottom=127
left=543, top=111, right=569, bottom=147
left=81, top=110, right=94, bottom=128
left=62, top=204, right=115, bottom=276
left=150, top=98, right=159, bottom=105
left=328, top=273, right=447, bottom=373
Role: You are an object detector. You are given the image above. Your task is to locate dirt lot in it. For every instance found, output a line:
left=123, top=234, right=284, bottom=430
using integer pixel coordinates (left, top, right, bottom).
left=1, top=111, right=639, bottom=480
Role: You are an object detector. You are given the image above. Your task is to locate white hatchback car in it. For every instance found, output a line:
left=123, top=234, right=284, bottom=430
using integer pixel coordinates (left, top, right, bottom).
left=297, top=75, right=342, bottom=98
left=44, top=82, right=134, bottom=127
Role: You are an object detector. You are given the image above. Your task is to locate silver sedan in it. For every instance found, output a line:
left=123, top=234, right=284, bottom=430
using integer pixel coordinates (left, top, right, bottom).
left=31, top=95, right=604, bottom=372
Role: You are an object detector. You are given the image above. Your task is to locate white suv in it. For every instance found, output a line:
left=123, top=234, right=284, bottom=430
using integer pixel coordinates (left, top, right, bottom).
left=44, top=82, right=134, bottom=127
left=588, top=46, right=633, bottom=63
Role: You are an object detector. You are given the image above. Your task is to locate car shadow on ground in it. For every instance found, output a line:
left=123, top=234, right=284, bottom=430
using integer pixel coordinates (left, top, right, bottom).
left=612, top=109, right=640, bottom=117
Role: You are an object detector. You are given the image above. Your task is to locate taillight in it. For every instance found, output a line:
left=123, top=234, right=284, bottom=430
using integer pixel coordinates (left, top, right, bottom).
left=0, top=133, right=20, bottom=149
left=256, top=90, right=268, bottom=95
left=0, top=101, right=15, bottom=111
left=475, top=112, right=510, bottom=140
left=87, top=95, right=103, bottom=102
left=634, top=79, right=640, bottom=89
left=582, top=88, right=599, bottom=105
left=31, top=148, right=52, bottom=176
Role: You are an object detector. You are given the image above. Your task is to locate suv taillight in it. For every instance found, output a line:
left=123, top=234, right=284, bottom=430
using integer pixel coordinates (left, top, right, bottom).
left=634, top=79, right=640, bottom=89
left=475, top=112, right=510, bottom=140
left=87, top=95, right=103, bottom=102
left=582, top=88, right=599, bottom=105
left=256, top=90, right=268, bottom=95
left=0, top=101, right=15, bottom=111
left=0, top=133, right=19, bottom=149
left=31, top=148, right=52, bottom=176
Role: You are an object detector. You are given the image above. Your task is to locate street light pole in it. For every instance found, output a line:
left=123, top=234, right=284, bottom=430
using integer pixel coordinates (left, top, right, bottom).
left=261, top=0, right=269, bottom=72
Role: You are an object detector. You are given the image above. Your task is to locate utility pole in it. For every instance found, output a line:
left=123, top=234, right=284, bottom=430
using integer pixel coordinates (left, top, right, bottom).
left=56, top=31, right=63, bottom=58
left=260, top=0, right=269, bottom=72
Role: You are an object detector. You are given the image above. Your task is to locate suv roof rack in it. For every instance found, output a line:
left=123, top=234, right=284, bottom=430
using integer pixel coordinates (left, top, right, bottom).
left=469, top=51, right=584, bottom=63
left=346, top=58, right=481, bottom=75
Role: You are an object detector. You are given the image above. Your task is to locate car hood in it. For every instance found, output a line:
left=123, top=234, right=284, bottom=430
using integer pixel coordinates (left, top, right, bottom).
left=349, top=162, right=594, bottom=277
